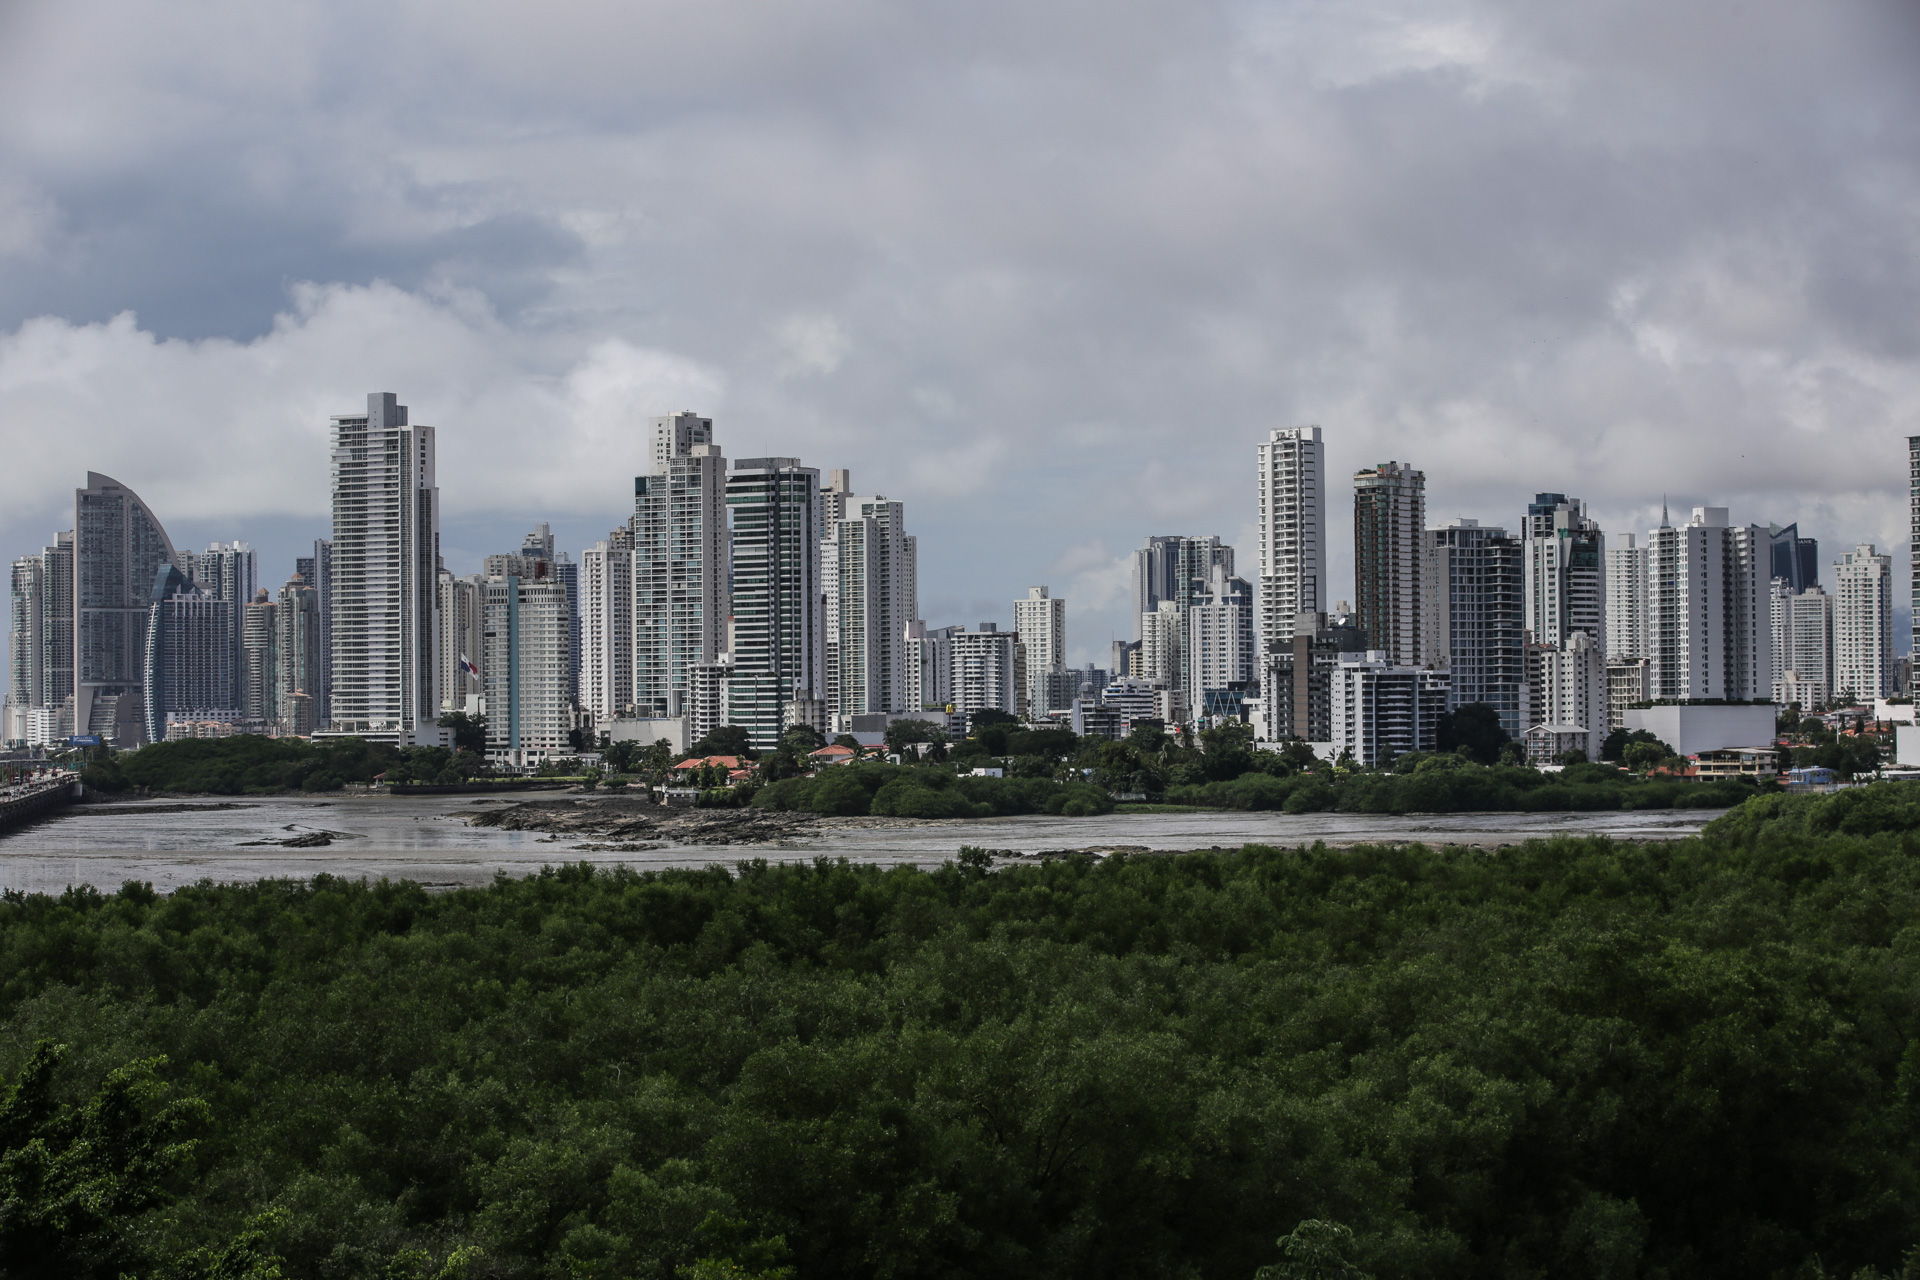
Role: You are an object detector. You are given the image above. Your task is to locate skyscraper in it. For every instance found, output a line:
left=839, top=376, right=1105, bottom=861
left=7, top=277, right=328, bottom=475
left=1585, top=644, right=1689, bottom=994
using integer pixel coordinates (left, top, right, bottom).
left=141, top=565, right=236, bottom=742
left=633, top=415, right=728, bottom=720
left=1353, top=461, right=1425, bottom=668
left=580, top=527, right=635, bottom=721
left=276, top=573, right=323, bottom=736
left=296, top=538, right=333, bottom=725
left=726, top=457, right=823, bottom=749
left=8, top=555, right=43, bottom=741
left=197, top=541, right=257, bottom=709
left=1834, top=544, right=1893, bottom=702
left=1013, top=585, right=1066, bottom=715
left=1186, top=568, right=1255, bottom=718
left=436, top=572, right=486, bottom=714
left=483, top=573, right=572, bottom=768
left=75, top=472, right=179, bottom=744
left=830, top=490, right=917, bottom=719
left=326, top=393, right=441, bottom=742
left=1911, top=437, right=1920, bottom=670
left=1421, top=518, right=1529, bottom=742
left=1131, top=537, right=1234, bottom=640
left=1644, top=507, right=1771, bottom=702
left=1773, top=584, right=1833, bottom=708
left=1256, top=426, right=1326, bottom=651
left=1521, top=494, right=1605, bottom=652
left=1765, top=522, right=1820, bottom=592
left=950, top=625, right=1021, bottom=719
left=1605, top=533, right=1647, bottom=659
left=240, top=589, right=278, bottom=725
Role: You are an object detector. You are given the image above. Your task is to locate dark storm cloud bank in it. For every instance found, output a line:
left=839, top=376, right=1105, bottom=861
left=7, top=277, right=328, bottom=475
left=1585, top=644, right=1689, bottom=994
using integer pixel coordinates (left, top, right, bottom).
left=0, top=0, right=1916, bottom=668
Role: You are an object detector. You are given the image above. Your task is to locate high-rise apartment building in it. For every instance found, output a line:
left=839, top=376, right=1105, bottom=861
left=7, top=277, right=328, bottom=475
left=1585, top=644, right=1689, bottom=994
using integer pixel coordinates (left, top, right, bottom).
left=240, top=589, right=278, bottom=726
left=1644, top=507, right=1771, bottom=702
left=76, top=472, right=179, bottom=745
left=197, top=541, right=257, bottom=710
left=1530, top=631, right=1607, bottom=762
left=1251, top=610, right=1368, bottom=743
left=141, top=565, right=236, bottom=742
left=950, top=625, right=1022, bottom=718
left=1834, top=543, right=1893, bottom=702
left=326, top=393, right=441, bottom=742
left=905, top=621, right=957, bottom=712
left=8, top=555, right=43, bottom=742
left=634, top=416, right=728, bottom=720
left=277, top=573, right=323, bottom=736
left=1186, top=569, right=1255, bottom=717
left=1522, top=494, right=1605, bottom=652
left=1329, top=652, right=1449, bottom=768
left=6, top=532, right=75, bottom=745
left=1256, top=427, right=1326, bottom=651
left=580, top=527, right=635, bottom=721
left=1421, top=519, right=1529, bottom=741
left=830, top=492, right=917, bottom=719
left=295, top=538, right=333, bottom=725
left=483, top=573, right=571, bottom=768
left=1139, top=600, right=1183, bottom=704
left=1353, top=461, right=1424, bottom=668
left=1013, top=585, right=1066, bottom=715
left=1772, top=585, right=1833, bottom=708
left=1131, top=537, right=1234, bottom=640
left=1605, top=534, right=1647, bottom=659
left=726, top=458, right=823, bottom=749
left=437, top=573, right=486, bottom=714
left=1911, top=437, right=1920, bottom=668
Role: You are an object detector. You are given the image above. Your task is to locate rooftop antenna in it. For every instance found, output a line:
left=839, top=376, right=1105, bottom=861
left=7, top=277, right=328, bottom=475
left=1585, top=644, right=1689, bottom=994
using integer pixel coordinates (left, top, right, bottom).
left=1661, top=494, right=1670, bottom=527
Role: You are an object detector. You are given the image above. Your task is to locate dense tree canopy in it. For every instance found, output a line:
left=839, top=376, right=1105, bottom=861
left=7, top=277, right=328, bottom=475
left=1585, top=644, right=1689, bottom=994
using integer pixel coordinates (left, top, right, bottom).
left=5, top=787, right=1920, bottom=1276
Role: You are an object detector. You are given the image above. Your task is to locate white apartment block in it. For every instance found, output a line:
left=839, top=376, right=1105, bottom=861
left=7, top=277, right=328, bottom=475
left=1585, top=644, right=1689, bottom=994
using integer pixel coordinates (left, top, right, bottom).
left=1772, top=584, right=1833, bottom=708
left=1606, top=657, right=1649, bottom=733
left=726, top=458, right=825, bottom=750
left=1256, top=426, right=1326, bottom=651
left=634, top=417, right=728, bottom=720
left=1186, top=568, right=1255, bottom=696
left=1013, top=585, right=1066, bottom=714
left=688, top=657, right=733, bottom=746
left=437, top=573, right=485, bottom=713
left=831, top=493, right=917, bottom=717
left=1329, top=652, right=1450, bottom=768
left=1606, top=534, right=1647, bottom=659
left=950, top=626, right=1021, bottom=718
left=1140, top=601, right=1183, bottom=717
left=905, top=620, right=956, bottom=712
left=1522, top=495, right=1605, bottom=653
left=1834, top=543, right=1892, bottom=702
left=580, top=528, right=634, bottom=721
left=325, top=393, right=441, bottom=742
left=1644, top=507, right=1771, bottom=703
left=1533, top=630, right=1607, bottom=762
left=483, top=574, right=571, bottom=768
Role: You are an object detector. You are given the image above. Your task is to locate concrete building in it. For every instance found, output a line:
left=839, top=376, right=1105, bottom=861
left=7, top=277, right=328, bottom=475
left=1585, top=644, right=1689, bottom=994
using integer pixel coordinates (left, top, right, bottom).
left=1912, top=437, right=1920, bottom=670
left=726, top=458, right=824, bottom=750
left=1421, top=519, right=1528, bottom=741
left=1014, top=585, right=1066, bottom=714
left=276, top=573, right=323, bottom=737
left=294, top=538, right=333, bottom=724
left=687, top=657, right=733, bottom=745
left=580, top=527, right=634, bottom=721
left=830, top=492, right=917, bottom=717
left=906, top=621, right=958, bottom=712
left=1606, top=657, right=1650, bottom=733
left=1256, top=426, right=1327, bottom=652
left=6, top=532, right=75, bottom=745
left=1249, top=610, right=1368, bottom=744
left=1522, top=494, right=1605, bottom=653
left=1097, top=674, right=1160, bottom=723
left=1621, top=703, right=1777, bottom=756
left=1606, top=533, right=1647, bottom=660
left=1187, top=568, right=1255, bottom=711
left=1834, top=543, right=1893, bottom=702
left=482, top=574, right=571, bottom=768
left=950, top=625, right=1021, bottom=718
left=1132, top=536, right=1233, bottom=640
left=240, top=589, right=278, bottom=726
left=1532, top=630, right=1607, bottom=761
left=634, top=415, right=729, bottom=722
left=437, top=573, right=486, bottom=714
left=1353, top=461, right=1424, bottom=667
left=8, top=555, right=42, bottom=744
left=1329, top=652, right=1450, bottom=768
left=1139, top=600, right=1184, bottom=711
left=141, top=565, right=236, bottom=743
left=193, top=541, right=255, bottom=710
left=1772, top=585, right=1833, bottom=709
left=1644, top=506, right=1772, bottom=702
left=1765, top=522, right=1820, bottom=593
left=325, top=393, right=442, bottom=744
left=75, top=473, right=180, bottom=744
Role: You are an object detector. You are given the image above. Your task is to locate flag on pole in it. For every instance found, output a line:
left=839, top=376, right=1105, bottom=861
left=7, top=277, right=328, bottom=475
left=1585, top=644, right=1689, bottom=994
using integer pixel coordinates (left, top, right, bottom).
left=460, top=654, right=480, bottom=678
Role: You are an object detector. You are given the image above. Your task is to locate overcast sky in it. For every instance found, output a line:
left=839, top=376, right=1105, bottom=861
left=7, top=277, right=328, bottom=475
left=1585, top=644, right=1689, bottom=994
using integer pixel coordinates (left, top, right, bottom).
left=2, top=0, right=1917, bottom=679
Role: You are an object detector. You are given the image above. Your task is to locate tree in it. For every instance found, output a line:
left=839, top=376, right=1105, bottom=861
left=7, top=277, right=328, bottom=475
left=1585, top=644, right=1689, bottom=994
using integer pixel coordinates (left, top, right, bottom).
left=970, top=709, right=1018, bottom=730
left=883, top=718, right=947, bottom=753
left=781, top=723, right=827, bottom=754
left=1601, top=728, right=1663, bottom=762
left=437, top=711, right=487, bottom=754
left=1254, top=1220, right=1372, bottom=1280
left=689, top=725, right=755, bottom=759
left=1437, top=702, right=1508, bottom=765
left=1623, top=740, right=1669, bottom=771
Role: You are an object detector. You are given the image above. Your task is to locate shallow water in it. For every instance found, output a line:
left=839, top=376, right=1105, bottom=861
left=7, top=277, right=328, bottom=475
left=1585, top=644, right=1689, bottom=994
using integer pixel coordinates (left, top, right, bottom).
left=0, top=795, right=1724, bottom=896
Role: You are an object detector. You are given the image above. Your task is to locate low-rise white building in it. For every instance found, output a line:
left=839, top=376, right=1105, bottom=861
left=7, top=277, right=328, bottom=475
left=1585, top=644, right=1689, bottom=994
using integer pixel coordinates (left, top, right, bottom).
left=1620, top=703, right=1777, bottom=757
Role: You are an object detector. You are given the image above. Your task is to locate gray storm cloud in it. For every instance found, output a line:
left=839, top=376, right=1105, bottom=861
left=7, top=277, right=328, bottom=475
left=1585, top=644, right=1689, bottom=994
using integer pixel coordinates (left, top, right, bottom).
left=0, top=0, right=1914, bottom=664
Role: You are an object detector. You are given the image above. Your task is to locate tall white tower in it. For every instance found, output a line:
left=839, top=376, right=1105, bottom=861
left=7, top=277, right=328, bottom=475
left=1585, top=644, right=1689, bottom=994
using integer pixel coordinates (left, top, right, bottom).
left=1256, top=426, right=1326, bottom=652
left=326, top=392, right=440, bottom=741
left=1013, top=585, right=1065, bottom=715
left=1834, top=543, right=1892, bottom=702
left=831, top=493, right=917, bottom=718
left=1605, top=534, right=1647, bottom=659
left=633, top=415, right=728, bottom=719
left=1642, top=507, right=1771, bottom=702
left=1522, top=494, right=1605, bottom=652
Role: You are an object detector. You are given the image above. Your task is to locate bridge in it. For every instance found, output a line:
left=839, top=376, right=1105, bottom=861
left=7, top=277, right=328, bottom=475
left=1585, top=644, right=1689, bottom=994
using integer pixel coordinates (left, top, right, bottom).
left=0, top=773, right=83, bottom=834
